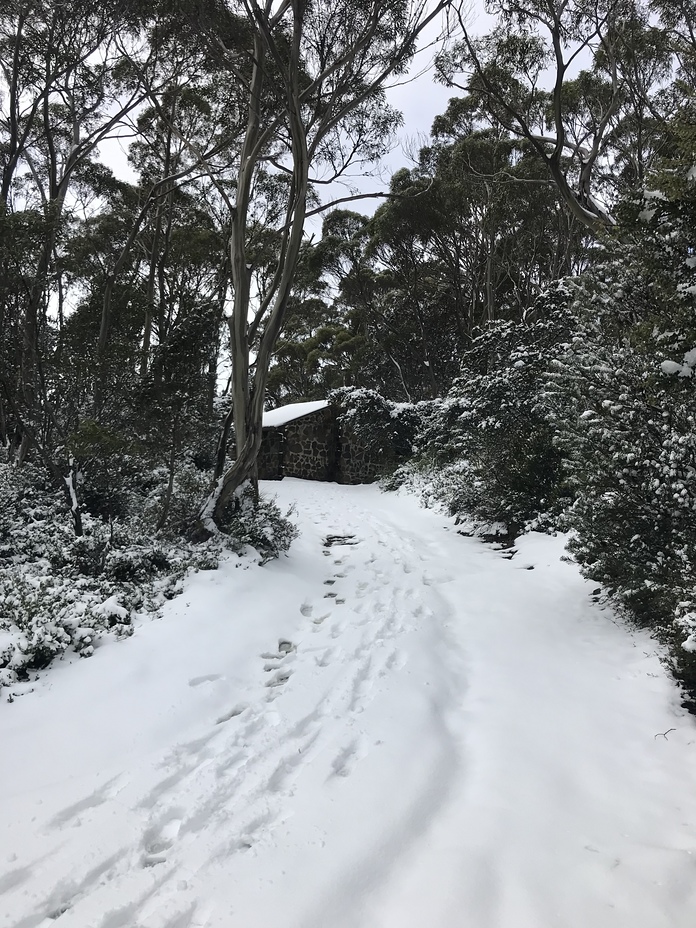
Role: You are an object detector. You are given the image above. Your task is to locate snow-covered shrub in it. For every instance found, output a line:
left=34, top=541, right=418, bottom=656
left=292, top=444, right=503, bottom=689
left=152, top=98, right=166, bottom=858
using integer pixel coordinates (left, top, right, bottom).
left=546, top=154, right=696, bottom=702
left=406, top=284, right=573, bottom=534
left=218, top=485, right=298, bottom=564
left=329, top=386, right=431, bottom=470
left=0, top=405, right=304, bottom=692
left=0, top=461, right=226, bottom=692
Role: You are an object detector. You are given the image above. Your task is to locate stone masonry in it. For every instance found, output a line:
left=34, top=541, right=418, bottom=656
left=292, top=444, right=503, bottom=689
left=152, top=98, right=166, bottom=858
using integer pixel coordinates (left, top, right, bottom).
left=257, top=403, right=380, bottom=484
left=335, top=421, right=383, bottom=484
left=282, top=405, right=338, bottom=481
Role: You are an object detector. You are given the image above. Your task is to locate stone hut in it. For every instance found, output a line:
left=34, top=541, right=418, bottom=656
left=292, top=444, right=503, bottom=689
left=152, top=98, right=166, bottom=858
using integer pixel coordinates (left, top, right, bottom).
left=257, top=400, right=381, bottom=484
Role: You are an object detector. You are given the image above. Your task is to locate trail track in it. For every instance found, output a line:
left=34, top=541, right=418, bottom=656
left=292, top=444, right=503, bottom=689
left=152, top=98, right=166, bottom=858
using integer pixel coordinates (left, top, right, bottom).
left=2, top=480, right=696, bottom=928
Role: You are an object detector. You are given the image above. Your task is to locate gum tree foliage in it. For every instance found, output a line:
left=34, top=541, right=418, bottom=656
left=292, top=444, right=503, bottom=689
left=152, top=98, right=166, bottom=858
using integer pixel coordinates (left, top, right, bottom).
left=264, top=237, right=349, bottom=405
left=0, top=1, right=247, bottom=536
left=436, top=0, right=675, bottom=232
left=363, top=118, right=585, bottom=393
left=0, top=1, right=149, bottom=438
left=0, top=0, right=198, bottom=532
left=267, top=102, right=589, bottom=406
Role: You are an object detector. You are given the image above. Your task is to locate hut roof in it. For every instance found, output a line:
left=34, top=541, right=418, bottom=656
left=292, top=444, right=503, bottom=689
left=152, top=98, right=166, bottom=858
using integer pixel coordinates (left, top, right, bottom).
left=262, top=400, right=329, bottom=428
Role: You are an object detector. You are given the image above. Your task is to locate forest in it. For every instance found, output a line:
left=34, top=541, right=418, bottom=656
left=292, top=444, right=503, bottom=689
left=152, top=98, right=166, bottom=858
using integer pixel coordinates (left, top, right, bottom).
left=1, top=0, right=696, bottom=703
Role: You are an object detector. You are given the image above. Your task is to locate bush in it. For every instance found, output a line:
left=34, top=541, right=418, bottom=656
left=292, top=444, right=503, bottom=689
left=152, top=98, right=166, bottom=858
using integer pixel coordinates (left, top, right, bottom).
left=545, top=162, right=696, bottom=704
left=329, top=386, right=432, bottom=471
left=218, top=485, right=298, bottom=564
left=404, top=284, right=573, bottom=534
left=0, top=462, right=229, bottom=692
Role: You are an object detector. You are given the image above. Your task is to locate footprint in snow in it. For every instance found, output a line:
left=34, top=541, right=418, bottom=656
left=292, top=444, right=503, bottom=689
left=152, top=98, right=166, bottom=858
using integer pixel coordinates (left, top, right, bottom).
left=216, top=813, right=273, bottom=859
left=266, top=731, right=321, bottom=791
left=261, top=640, right=296, bottom=665
left=300, top=602, right=313, bottom=617
left=330, top=737, right=367, bottom=778
left=315, top=647, right=335, bottom=667
left=347, top=659, right=377, bottom=711
left=383, top=648, right=407, bottom=674
left=48, top=773, right=128, bottom=829
left=188, top=674, right=223, bottom=687
left=216, top=705, right=247, bottom=725
left=141, top=813, right=183, bottom=867
left=323, top=534, right=359, bottom=547
left=265, top=669, right=292, bottom=688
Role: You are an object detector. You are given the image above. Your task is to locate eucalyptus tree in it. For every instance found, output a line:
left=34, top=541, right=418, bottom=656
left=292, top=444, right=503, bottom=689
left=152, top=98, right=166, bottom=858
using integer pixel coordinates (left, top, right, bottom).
left=436, top=0, right=675, bottom=233
left=0, top=0, right=159, bottom=532
left=425, top=98, right=590, bottom=308
left=330, top=118, right=586, bottom=400
left=266, top=104, right=588, bottom=405
left=91, top=14, right=249, bottom=418
left=191, top=0, right=456, bottom=535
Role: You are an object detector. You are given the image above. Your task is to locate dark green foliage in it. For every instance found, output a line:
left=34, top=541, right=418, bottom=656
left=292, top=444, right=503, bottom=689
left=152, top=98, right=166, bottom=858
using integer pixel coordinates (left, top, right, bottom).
left=217, top=486, right=298, bottom=565
left=329, top=387, right=430, bottom=472
left=411, top=283, right=573, bottom=531
left=0, top=458, right=295, bottom=689
left=545, top=121, right=696, bottom=702
left=271, top=119, right=588, bottom=406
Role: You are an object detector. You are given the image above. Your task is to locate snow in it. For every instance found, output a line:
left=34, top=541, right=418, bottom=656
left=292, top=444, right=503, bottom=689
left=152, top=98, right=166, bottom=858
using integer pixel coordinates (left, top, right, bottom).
left=262, top=399, right=328, bottom=428
left=2, top=480, right=696, bottom=928
left=660, top=349, right=696, bottom=377
left=64, top=459, right=79, bottom=514
left=198, top=477, right=223, bottom=535
left=660, top=360, right=685, bottom=375
left=94, top=595, right=129, bottom=620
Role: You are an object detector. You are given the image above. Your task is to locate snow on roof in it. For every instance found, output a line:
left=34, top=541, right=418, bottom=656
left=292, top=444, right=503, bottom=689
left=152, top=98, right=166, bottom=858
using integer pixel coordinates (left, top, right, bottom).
left=262, top=399, right=329, bottom=428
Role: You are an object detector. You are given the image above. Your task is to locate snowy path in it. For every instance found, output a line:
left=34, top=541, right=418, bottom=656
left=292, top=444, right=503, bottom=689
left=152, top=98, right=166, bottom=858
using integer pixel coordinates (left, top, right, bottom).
left=2, top=479, right=696, bottom=928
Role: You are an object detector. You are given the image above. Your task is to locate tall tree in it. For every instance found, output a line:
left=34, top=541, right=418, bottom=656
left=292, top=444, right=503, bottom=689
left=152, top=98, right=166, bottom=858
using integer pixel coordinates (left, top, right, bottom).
left=192, top=0, right=455, bottom=535
left=0, top=0, right=152, bottom=529
left=436, top=0, right=675, bottom=232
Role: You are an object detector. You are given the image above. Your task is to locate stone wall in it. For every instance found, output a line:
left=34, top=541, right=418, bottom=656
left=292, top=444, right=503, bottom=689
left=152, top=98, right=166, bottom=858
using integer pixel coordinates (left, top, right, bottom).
left=336, top=423, right=381, bottom=484
left=257, top=405, right=382, bottom=484
left=283, top=407, right=337, bottom=480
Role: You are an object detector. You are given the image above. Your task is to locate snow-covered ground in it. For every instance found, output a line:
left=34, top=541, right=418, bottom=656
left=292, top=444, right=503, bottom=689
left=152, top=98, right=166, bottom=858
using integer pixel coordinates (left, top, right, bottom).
left=2, top=479, right=696, bottom=928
